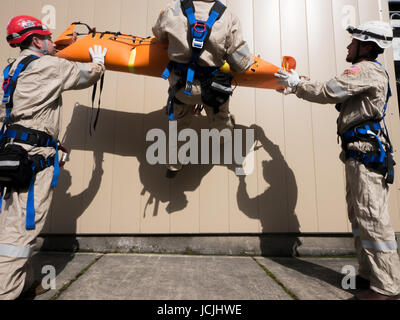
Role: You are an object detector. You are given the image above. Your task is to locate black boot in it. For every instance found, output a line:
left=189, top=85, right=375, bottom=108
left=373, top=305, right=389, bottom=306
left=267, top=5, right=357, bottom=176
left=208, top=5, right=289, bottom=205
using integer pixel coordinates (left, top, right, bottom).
left=355, top=275, right=370, bottom=290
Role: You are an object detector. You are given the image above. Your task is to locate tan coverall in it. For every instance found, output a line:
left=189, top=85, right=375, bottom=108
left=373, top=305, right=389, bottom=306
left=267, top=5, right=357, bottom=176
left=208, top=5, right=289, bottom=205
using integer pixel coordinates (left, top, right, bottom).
left=0, top=49, right=104, bottom=300
left=152, top=0, right=254, bottom=170
left=296, top=60, right=400, bottom=296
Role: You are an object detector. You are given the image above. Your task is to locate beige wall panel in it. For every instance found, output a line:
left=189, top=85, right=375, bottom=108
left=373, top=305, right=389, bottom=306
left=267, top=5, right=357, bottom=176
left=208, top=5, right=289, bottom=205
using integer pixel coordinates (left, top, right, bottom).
left=76, top=0, right=122, bottom=233
left=0, top=1, right=16, bottom=68
left=198, top=167, right=229, bottom=233
left=109, top=0, right=147, bottom=233
left=9, top=0, right=42, bottom=60
left=332, top=0, right=360, bottom=73
left=226, top=0, right=254, bottom=51
left=381, top=1, right=400, bottom=230
left=305, top=0, right=348, bottom=232
left=138, top=0, right=172, bottom=233
left=253, top=0, right=292, bottom=233
left=226, top=0, right=261, bottom=233
left=13, top=1, right=42, bottom=22
left=50, top=0, right=95, bottom=233
left=357, top=0, right=382, bottom=23
left=2, top=0, right=400, bottom=235
left=280, top=0, right=318, bottom=232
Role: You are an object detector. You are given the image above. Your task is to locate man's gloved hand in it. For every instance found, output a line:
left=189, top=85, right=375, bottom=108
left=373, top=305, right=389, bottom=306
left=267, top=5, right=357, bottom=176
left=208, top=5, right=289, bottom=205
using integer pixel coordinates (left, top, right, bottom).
left=89, top=45, right=108, bottom=66
left=274, top=69, right=300, bottom=88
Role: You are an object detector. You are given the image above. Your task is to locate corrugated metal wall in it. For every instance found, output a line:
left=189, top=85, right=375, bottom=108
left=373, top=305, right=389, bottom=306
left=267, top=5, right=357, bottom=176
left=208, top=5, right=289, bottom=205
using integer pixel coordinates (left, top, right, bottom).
left=1, top=0, right=399, bottom=234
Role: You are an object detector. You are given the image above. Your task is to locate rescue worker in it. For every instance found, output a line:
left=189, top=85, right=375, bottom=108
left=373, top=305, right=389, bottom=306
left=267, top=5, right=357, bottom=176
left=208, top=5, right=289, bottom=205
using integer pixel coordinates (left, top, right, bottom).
left=152, top=0, right=254, bottom=176
left=274, top=21, right=400, bottom=300
left=0, top=15, right=107, bottom=300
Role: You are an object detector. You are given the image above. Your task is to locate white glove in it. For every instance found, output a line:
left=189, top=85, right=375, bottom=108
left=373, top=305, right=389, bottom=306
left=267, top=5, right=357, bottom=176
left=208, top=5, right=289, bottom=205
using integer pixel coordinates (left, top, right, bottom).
left=89, top=45, right=108, bottom=66
left=274, top=69, right=300, bottom=88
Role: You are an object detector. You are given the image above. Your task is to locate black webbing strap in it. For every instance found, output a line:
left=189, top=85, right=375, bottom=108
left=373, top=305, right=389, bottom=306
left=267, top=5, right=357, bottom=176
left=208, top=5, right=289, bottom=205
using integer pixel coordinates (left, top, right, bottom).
left=90, top=73, right=105, bottom=136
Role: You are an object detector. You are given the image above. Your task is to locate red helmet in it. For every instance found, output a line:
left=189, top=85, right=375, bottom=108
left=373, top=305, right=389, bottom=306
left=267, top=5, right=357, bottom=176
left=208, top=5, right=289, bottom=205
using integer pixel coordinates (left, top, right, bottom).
left=7, top=15, right=51, bottom=47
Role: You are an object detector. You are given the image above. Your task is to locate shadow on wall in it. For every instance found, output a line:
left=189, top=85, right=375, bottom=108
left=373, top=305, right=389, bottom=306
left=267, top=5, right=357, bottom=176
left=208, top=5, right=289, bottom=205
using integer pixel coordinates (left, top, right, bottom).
left=44, top=104, right=301, bottom=253
left=237, top=124, right=301, bottom=256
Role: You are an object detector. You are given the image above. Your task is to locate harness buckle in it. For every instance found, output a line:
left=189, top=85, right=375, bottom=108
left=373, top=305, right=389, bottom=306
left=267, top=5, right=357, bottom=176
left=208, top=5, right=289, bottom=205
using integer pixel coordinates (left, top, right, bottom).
left=2, top=96, right=10, bottom=104
left=184, top=82, right=193, bottom=95
left=192, top=38, right=204, bottom=49
left=32, top=132, right=41, bottom=147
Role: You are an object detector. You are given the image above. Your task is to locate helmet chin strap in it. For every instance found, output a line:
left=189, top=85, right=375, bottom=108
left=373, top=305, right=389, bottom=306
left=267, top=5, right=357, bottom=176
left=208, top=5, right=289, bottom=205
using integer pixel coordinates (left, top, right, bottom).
left=352, top=39, right=374, bottom=64
left=352, top=40, right=362, bottom=64
left=29, top=39, right=49, bottom=55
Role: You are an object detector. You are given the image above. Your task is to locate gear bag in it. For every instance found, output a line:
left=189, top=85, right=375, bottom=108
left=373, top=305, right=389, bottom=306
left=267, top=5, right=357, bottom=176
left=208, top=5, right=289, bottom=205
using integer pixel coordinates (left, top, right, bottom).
left=0, top=143, right=33, bottom=189
left=200, top=70, right=233, bottom=113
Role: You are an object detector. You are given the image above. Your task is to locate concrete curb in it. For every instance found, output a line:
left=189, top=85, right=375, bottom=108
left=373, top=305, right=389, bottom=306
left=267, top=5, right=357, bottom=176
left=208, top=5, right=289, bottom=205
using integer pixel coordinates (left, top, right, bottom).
left=33, top=233, right=378, bottom=257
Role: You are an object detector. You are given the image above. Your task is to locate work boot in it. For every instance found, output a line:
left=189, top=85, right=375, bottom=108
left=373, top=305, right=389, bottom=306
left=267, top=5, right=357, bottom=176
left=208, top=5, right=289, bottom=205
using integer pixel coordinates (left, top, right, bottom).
left=17, top=281, right=50, bottom=300
left=355, top=275, right=370, bottom=290
left=356, top=289, right=400, bottom=300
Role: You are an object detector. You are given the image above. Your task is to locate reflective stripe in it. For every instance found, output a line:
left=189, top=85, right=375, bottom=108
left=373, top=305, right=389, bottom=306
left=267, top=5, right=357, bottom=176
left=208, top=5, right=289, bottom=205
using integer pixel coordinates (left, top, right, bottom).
left=172, top=0, right=181, bottom=16
left=211, top=82, right=233, bottom=93
left=229, top=43, right=251, bottom=68
left=362, top=240, right=398, bottom=252
left=0, top=160, right=20, bottom=167
left=326, top=79, right=348, bottom=99
left=76, top=62, right=89, bottom=87
left=0, top=244, right=32, bottom=258
left=352, top=228, right=361, bottom=237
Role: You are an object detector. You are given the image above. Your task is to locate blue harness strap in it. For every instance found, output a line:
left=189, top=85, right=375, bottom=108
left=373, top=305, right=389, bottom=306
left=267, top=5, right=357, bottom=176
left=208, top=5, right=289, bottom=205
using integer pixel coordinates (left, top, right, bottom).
left=161, top=0, right=226, bottom=120
left=0, top=187, right=4, bottom=214
left=1, top=55, right=60, bottom=229
left=160, top=0, right=226, bottom=119
left=339, top=61, right=395, bottom=183
left=26, top=164, right=37, bottom=230
left=2, top=55, right=39, bottom=135
left=181, top=0, right=226, bottom=96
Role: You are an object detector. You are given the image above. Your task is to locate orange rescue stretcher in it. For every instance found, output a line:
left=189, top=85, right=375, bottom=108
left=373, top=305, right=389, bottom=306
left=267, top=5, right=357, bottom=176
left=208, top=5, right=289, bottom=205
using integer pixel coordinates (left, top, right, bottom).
left=55, top=22, right=296, bottom=90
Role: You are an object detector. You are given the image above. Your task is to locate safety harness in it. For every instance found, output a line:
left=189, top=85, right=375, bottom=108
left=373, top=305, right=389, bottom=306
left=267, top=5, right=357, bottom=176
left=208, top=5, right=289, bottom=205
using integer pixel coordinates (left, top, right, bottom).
left=0, top=55, right=61, bottom=229
left=336, top=61, right=395, bottom=184
left=161, top=0, right=226, bottom=120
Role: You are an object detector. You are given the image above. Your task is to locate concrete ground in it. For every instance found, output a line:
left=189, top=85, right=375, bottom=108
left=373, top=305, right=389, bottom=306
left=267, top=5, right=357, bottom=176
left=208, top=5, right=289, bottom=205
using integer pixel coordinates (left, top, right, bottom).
left=26, top=251, right=362, bottom=300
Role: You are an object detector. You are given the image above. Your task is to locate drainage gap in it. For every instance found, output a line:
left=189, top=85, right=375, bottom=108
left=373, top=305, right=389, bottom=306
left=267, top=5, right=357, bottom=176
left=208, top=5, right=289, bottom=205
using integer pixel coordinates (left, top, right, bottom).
left=252, top=257, right=299, bottom=300
left=50, top=254, right=104, bottom=300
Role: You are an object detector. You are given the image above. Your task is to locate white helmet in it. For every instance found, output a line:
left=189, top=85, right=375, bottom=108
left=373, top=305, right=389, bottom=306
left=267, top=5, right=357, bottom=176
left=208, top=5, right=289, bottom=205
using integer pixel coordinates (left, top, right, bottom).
left=347, top=21, right=393, bottom=49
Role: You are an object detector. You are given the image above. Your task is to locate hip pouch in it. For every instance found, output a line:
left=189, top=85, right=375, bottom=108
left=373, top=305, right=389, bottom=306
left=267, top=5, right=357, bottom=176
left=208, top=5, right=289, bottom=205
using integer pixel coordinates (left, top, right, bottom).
left=0, top=144, right=33, bottom=189
left=201, top=70, right=234, bottom=113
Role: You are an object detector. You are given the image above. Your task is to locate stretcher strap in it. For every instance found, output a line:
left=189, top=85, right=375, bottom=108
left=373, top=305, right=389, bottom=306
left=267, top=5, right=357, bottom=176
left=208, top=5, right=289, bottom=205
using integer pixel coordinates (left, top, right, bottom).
left=90, top=73, right=105, bottom=136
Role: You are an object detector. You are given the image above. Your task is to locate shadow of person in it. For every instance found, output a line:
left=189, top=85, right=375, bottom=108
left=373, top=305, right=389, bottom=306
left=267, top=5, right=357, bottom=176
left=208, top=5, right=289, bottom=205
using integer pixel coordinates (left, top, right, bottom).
left=235, top=124, right=353, bottom=295
left=234, top=124, right=301, bottom=256
left=63, top=104, right=218, bottom=218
